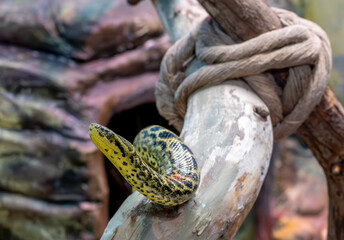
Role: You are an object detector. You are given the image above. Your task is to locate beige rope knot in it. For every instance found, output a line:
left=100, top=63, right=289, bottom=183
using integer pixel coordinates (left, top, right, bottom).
left=155, top=8, right=332, bottom=140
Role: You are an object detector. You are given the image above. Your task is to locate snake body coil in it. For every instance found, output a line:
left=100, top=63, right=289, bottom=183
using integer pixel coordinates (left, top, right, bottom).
left=89, top=123, right=200, bottom=206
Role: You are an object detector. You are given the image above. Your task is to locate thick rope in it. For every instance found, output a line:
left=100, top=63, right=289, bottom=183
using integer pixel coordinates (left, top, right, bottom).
left=155, top=8, right=332, bottom=140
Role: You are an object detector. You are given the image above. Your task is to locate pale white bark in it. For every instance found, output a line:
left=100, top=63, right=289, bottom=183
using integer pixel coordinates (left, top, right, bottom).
left=102, top=80, right=272, bottom=239
left=101, top=0, right=273, bottom=239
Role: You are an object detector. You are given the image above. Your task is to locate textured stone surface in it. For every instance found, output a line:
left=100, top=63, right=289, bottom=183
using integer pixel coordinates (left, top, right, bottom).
left=0, top=0, right=168, bottom=239
left=0, top=0, right=163, bottom=60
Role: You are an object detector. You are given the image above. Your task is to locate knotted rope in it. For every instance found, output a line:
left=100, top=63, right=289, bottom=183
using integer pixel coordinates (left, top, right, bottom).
left=155, top=8, right=332, bottom=140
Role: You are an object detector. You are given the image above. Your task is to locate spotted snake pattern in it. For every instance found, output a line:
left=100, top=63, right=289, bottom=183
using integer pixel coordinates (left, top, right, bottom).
left=89, top=123, right=200, bottom=206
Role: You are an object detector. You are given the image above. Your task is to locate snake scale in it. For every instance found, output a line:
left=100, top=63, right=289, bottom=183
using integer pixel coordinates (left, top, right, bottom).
left=89, top=123, right=200, bottom=206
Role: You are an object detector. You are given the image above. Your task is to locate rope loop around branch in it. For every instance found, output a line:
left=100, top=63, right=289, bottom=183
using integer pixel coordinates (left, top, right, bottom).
left=155, top=8, right=332, bottom=140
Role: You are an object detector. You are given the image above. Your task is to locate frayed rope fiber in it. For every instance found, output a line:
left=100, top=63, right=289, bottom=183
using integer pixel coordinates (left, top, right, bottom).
left=155, top=8, right=332, bottom=140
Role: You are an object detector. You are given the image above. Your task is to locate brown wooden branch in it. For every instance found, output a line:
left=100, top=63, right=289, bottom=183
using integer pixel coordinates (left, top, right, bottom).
left=298, top=88, right=344, bottom=239
left=197, top=0, right=343, bottom=239
left=198, top=0, right=281, bottom=41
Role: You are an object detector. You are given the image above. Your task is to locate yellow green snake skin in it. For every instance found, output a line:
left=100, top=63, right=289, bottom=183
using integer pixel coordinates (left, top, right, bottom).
left=88, top=123, right=200, bottom=206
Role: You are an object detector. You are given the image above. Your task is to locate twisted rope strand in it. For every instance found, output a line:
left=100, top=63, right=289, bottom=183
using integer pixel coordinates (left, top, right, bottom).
left=156, top=8, right=332, bottom=140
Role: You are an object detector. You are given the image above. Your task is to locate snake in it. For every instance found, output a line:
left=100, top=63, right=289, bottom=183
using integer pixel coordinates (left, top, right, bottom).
left=88, top=123, right=200, bottom=206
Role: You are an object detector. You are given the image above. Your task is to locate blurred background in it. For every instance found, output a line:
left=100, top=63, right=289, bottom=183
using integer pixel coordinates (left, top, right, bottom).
left=0, top=0, right=342, bottom=239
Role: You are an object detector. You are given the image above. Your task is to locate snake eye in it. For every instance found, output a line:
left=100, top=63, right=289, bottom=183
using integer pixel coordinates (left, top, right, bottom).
left=106, top=132, right=114, bottom=139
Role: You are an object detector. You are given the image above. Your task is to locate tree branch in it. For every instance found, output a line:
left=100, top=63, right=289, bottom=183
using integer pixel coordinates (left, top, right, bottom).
left=101, top=0, right=273, bottom=239
left=197, top=0, right=343, bottom=239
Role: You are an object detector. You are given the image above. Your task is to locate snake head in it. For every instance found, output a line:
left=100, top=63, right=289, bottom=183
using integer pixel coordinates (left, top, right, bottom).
left=89, top=123, right=113, bottom=138
left=89, top=123, right=135, bottom=161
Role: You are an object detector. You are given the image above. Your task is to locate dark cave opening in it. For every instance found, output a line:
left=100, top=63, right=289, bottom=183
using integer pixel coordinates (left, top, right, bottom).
left=105, top=102, right=176, bottom=216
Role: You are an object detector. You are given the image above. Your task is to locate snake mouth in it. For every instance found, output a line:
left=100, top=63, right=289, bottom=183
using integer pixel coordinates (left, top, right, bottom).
left=89, top=123, right=114, bottom=149
left=89, top=123, right=134, bottom=156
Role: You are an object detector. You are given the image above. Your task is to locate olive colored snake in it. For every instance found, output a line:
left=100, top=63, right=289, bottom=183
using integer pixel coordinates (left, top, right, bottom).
left=89, top=123, right=200, bottom=206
